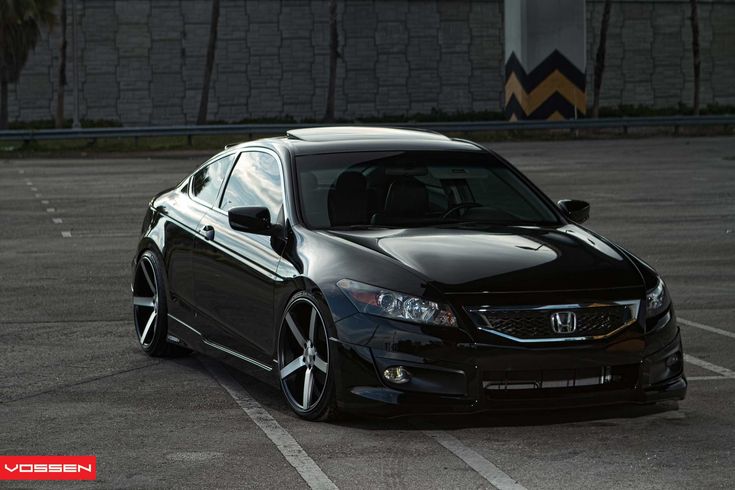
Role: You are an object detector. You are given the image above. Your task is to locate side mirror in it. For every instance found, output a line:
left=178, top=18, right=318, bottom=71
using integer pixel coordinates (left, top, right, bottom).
left=228, top=206, right=272, bottom=234
left=557, top=199, right=590, bottom=223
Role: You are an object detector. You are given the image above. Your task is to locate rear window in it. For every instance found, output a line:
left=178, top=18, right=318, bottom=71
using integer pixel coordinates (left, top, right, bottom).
left=191, top=154, right=235, bottom=206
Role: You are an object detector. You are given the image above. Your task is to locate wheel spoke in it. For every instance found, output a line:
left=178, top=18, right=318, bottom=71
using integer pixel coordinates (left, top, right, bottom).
left=280, top=356, right=306, bottom=380
left=314, top=355, right=328, bottom=374
left=141, top=261, right=155, bottom=292
left=133, top=296, right=155, bottom=308
left=302, top=367, right=314, bottom=409
left=285, top=312, right=306, bottom=346
left=308, top=307, right=317, bottom=342
left=139, top=310, right=156, bottom=345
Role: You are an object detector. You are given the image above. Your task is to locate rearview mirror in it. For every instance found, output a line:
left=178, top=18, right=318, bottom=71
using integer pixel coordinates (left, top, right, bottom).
left=228, top=206, right=272, bottom=234
left=557, top=199, right=590, bottom=223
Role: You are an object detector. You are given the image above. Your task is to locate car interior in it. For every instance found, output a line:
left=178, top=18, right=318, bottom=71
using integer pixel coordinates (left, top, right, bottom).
left=299, top=160, right=555, bottom=229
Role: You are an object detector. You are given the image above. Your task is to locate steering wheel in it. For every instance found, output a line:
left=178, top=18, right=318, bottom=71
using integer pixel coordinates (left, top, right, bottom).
left=441, top=202, right=483, bottom=219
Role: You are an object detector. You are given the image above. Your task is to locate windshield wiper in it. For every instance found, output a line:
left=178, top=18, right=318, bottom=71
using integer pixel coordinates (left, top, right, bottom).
left=437, top=220, right=554, bottom=228
left=327, top=224, right=394, bottom=231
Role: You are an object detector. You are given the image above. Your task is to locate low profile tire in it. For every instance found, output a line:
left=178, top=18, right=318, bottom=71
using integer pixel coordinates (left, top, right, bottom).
left=132, top=250, right=190, bottom=357
left=278, top=292, right=337, bottom=421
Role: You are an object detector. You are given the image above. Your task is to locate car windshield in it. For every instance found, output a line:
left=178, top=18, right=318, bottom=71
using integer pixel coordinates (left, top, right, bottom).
left=295, top=150, right=559, bottom=229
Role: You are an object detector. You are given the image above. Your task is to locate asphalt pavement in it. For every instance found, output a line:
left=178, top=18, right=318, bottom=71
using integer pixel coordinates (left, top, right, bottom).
left=1, top=136, right=734, bottom=489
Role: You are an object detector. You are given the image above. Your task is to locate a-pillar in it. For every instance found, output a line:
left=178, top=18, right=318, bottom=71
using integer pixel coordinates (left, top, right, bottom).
left=504, top=0, right=587, bottom=120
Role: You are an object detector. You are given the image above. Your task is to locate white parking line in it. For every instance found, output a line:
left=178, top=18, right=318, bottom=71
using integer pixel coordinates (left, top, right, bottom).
left=679, top=317, right=735, bottom=340
left=687, top=376, right=729, bottom=381
left=202, top=359, right=338, bottom=490
left=684, top=354, right=735, bottom=379
left=424, top=431, right=526, bottom=490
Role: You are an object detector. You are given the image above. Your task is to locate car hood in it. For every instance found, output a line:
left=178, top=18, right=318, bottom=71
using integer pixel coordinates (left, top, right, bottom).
left=325, top=224, right=643, bottom=293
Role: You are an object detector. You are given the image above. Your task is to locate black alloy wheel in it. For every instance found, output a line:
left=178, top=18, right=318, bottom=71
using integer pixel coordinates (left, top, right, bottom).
left=132, top=250, right=189, bottom=357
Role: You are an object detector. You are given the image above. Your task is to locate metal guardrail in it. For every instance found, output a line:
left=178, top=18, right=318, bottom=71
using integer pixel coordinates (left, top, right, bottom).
left=0, top=115, right=733, bottom=143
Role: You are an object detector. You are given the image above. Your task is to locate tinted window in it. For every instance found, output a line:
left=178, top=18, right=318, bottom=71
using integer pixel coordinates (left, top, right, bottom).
left=191, top=154, right=235, bottom=206
left=295, top=151, right=558, bottom=229
left=220, top=151, right=284, bottom=218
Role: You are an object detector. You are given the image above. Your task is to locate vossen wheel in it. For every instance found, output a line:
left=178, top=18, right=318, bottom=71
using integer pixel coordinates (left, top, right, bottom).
left=132, top=250, right=189, bottom=357
left=278, top=292, right=337, bottom=421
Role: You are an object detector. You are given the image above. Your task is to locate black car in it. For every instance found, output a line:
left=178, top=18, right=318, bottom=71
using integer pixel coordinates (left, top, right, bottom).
left=132, top=127, right=686, bottom=420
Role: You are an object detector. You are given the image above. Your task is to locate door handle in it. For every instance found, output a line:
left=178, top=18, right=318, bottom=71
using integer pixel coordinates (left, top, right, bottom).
left=201, top=224, right=215, bottom=241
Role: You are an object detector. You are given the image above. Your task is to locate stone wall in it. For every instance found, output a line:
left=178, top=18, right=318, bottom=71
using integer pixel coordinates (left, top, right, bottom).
left=6, top=0, right=735, bottom=126
left=586, top=0, right=735, bottom=109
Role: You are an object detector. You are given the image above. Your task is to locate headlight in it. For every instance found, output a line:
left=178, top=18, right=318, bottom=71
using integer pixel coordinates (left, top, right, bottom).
left=337, top=279, right=457, bottom=327
left=645, top=277, right=669, bottom=318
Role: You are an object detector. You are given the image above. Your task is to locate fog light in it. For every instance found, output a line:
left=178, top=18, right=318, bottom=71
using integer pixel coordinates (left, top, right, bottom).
left=383, top=366, right=411, bottom=384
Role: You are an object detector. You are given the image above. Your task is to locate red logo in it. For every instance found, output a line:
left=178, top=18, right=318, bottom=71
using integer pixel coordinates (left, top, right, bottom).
left=0, top=456, right=96, bottom=481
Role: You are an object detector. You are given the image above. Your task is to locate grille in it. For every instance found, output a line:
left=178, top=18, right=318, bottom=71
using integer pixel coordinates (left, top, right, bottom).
left=466, top=303, right=638, bottom=341
left=482, top=364, right=639, bottom=397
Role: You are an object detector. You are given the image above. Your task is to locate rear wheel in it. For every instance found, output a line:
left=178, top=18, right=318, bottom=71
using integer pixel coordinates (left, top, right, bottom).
left=132, top=250, right=189, bottom=357
left=277, top=292, right=337, bottom=421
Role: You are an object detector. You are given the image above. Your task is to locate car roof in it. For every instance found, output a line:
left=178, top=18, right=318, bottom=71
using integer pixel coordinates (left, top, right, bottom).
left=228, top=126, right=485, bottom=156
left=285, top=126, right=450, bottom=142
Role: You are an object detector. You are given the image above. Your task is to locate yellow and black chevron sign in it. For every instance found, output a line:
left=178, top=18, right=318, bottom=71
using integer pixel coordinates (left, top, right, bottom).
left=504, top=50, right=587, bottom=120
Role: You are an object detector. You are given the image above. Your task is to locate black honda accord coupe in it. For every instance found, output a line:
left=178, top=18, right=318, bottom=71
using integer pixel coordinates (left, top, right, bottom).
left=132, top=127, right=686, bottom=420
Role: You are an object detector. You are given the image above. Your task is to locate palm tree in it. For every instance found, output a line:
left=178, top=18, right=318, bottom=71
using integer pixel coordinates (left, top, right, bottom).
left=591, top=0, right=612, bottom=118
left=323, top=0, right=338, bottom=123
left=197, top=0, right=220, bottom=125
left=0, top=0, right=57, bottom=129
left=689, top=0, right=701, bottom=115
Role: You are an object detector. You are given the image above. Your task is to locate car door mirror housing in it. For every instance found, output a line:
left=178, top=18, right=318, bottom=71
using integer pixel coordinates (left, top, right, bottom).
left=228, top=206, right=272, bottom=234
left=557, top=199, right=590, bottom=223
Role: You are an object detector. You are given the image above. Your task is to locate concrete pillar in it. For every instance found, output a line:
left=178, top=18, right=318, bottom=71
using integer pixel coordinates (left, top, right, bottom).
left=504, top=0, right=586, bottom=120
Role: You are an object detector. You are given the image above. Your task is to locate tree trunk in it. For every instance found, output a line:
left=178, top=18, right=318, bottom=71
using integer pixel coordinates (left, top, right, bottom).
left=690, top=0, right=701, bottom=115
left=55, top=0, right=67, bottom=128
left=197, top=0, right=220, bottom=125
left=323, top=0, right=338, bottom=123
left=592, top=0, right=612, bottom=118
left=0, top=79, right=8, bottom=130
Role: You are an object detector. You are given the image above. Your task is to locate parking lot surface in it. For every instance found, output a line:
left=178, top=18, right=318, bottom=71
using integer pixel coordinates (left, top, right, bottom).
left=1, top=136, right=734, bottom=489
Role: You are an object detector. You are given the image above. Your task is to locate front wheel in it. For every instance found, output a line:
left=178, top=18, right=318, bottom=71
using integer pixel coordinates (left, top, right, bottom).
left=277, top=292, right=337, bottom=421
left=132, top=250, right=189, bottom=357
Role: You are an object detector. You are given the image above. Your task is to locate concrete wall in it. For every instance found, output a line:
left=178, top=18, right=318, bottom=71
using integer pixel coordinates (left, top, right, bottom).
left=6, top=0, right=735, bottom=126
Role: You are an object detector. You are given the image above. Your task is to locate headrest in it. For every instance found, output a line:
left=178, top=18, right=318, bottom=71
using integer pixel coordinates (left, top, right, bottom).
left=384, top=178, right=428, bottom=217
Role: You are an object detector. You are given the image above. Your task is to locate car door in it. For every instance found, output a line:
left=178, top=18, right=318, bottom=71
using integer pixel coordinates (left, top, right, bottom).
left=176, top=153, right=236, bottom=327
left=192, top=149, right=286, bottom=364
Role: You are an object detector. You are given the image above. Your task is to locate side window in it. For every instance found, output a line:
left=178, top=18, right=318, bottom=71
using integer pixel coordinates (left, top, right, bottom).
left=191, top=154, right=235, bottom=206
left=220, top=151, right=284, bottom=218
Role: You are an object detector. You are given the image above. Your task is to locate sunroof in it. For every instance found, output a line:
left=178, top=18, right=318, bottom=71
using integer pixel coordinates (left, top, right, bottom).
left=286, top=126, right=449, bottom=142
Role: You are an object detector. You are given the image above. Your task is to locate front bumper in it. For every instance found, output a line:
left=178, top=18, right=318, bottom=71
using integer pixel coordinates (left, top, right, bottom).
left=330, top=311, right=686, bottom=416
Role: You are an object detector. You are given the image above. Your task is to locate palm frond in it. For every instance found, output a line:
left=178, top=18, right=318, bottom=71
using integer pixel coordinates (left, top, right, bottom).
left=0, top=0, right=58, bottom=82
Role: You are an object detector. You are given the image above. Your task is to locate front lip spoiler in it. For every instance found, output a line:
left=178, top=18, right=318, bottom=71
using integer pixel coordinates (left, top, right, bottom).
left=342, top=374, right=687, bottom=417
